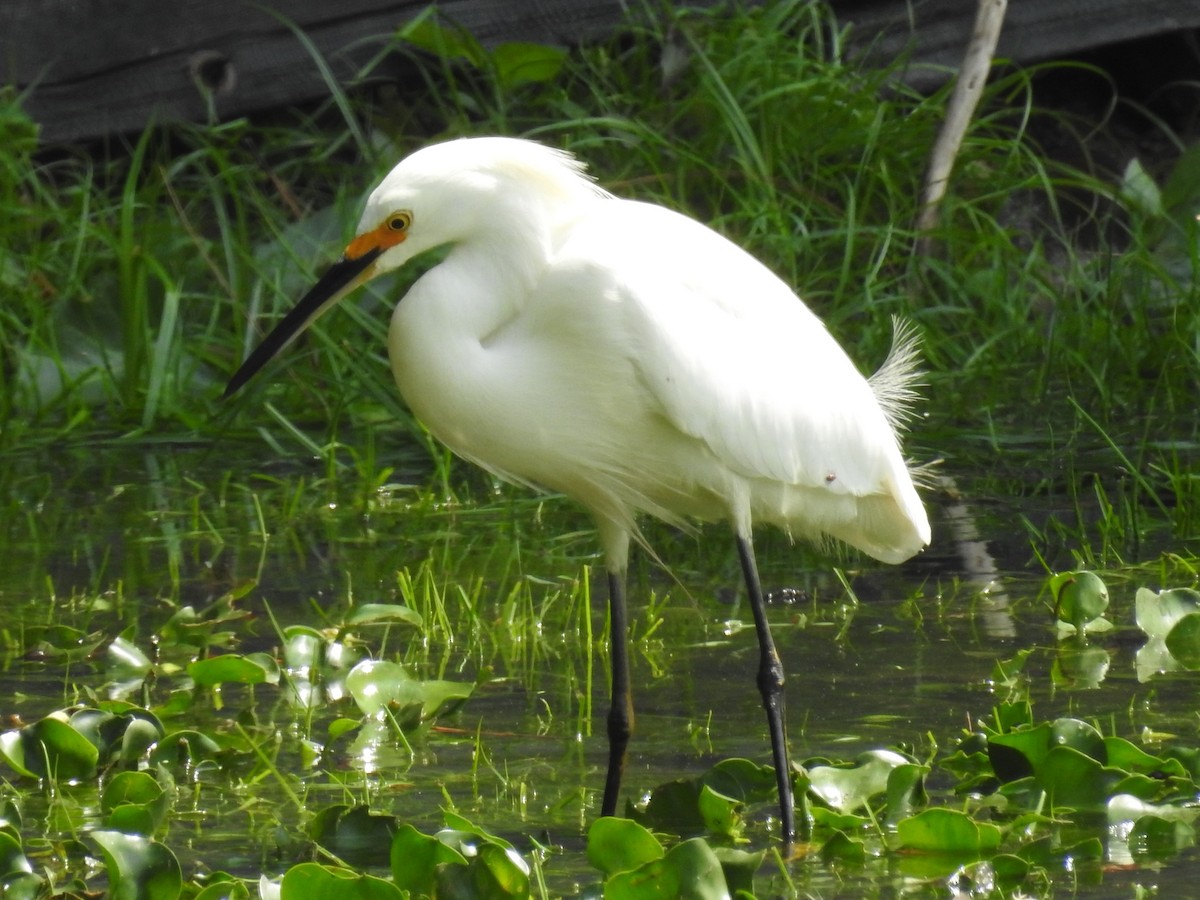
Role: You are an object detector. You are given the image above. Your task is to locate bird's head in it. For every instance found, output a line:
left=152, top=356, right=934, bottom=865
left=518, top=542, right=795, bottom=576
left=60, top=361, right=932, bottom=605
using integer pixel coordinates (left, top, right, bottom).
left=223, top=137, right=601, bottom=398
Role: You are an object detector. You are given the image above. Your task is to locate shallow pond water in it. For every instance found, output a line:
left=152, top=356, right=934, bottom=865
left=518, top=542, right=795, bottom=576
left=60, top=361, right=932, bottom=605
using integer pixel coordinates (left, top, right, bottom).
left=3, top=441, right=1200, bottom=895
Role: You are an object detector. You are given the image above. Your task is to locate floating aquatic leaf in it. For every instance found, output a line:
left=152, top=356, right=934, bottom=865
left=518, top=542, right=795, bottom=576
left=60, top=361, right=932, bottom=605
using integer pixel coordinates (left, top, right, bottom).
left=697, top=783, right=743, bottom=840
left=711, top=846, right=764, bottom=896
left=989, top=648, right=1033, bottom=694
left=1109, top=794, right=1200, bottom=861
left=279, top=863, right=403, bottom=900
left=636, top=776, right=704, bottom=831
left=895, top=807, right=1002, bottom=854
left=702, top=757, right=778, bottom=803
left=808, top=749, right=912, bottom=814
left=344, top=659, right=473, bottom=726
left=309, top=805, right=397, bottom=868
left=69, top=708, right=121, bottom=752
left=439, top=811, right=524, bottom=858
left=1051, top=571, right=1109, bottom=634
left=1108, top=793, right=1200, bottom=829
left=811, top=806, right=871, bottom=833
left=107, top=635, right=153, bottom=676
left=102, top=770, right=171, bottom=836
left=119, top=715, right=164, bottom=766
left=1050, top=718, right=1107, bottom=763
left=1104, top=737, right=1189, bottom=780
left=820, top=830, right=867, bottom=862
left=344, top=603, right=423, bottom=628
left=0, top=871, right=44, bottom=900
left=1165, top=614, right=1200, bottom=670
left=1036, top=746, right=1130, bottom=811
left=470, top=843, right=531, bottom=897
left=413, top=814, right=531, bottom=898
left=883, top=763, right=929, bottom=826
left=327, top=718, right=360, bottom=742
left=0, top=827, right=32, bottom=878
left=188, top=653, right=279, bottom=687
left=22, top=624, right=105, bottom=661
left=1135, top=636, right=1179, bottom=682
left=0, top=731, right=36, bottom=779
left=1130, top=816, right=1196, bottom=860
left=627, top=758, right=781, bottom=839
left=587, top=817, right=663, bottom=877
left=604, top=837, right=727, bottom=900
left=989, top=717, right=1108, bottom=785
left=0, top=715, right=99, bottom=781
left=992, top=700, right=1033, bottom=733
left=147, top=730, right=224, bottom=770
left=91, top=830, right=182, bottom=900
left=282, top=629, right=324, bottom=672
left=389, top=823, right=468, bottom=896
left=194, top=875, right=251, bottom=900
left=1135, top=587, right=1200, bottom=639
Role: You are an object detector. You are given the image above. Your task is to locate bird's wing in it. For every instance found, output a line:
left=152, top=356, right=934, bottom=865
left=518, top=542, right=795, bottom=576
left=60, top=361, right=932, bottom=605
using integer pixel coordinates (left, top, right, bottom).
left=568, top=200, right=909, bottom=499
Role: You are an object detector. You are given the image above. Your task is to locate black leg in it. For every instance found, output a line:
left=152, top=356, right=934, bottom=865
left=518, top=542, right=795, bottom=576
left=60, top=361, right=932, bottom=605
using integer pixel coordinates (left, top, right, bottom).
left=601, top=568, right=633, bottom=817
left=736, top=534, right=797, bottom=845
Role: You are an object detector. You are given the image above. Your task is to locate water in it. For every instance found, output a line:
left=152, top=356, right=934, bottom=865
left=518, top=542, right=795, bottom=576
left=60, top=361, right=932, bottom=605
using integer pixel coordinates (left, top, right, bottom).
left=3, top=442, right=1199, bottom=894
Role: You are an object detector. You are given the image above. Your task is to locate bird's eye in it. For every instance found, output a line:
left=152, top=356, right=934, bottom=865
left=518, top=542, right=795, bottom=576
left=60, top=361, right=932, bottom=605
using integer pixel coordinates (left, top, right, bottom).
left=386, top=211, right=412, bottom=232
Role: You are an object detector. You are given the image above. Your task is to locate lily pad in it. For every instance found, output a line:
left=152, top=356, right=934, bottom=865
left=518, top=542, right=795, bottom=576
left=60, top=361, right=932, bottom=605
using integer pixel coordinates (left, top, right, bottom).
left=0, top=716, right=99, bottom=781
left=148, top=730, right=224, bottom=770
left=91, top=830, right=182, bottom=900
left=604, top=837, right=728, bottom=899
left=344, top=659, right=473, bottom=726
left=102, top=770, right=171, bottom=836
left=1036, top=746, right=1124, bottom=811
left=1051, top=571, right=1110, bottom=634
left=1053, top=571, right=1109, bottom=622
left=279, top=863, right=404, bottom=900
left=344, top=603, right=424, bottom=628
left=389, top=823, right=468, bottom=896
left=1130, top=816, right=1197, bottom=860
left=1164, top=613, right=1200, bottom=669
left=309, top=805, right=397, bottom=867
left=896, top=807, right=1002, bottom=854
left=188, top=653, right=279, bottom=687
left=587, top=817, right=663, bottom=877
left=808, top=749, right=912, bottom=814
left=1135, top=587, right=1200, bottom=639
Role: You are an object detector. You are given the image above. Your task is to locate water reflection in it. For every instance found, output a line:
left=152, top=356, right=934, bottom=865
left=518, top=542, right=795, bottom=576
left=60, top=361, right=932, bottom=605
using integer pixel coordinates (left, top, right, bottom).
left=4, top=443, right=1200, bottom=893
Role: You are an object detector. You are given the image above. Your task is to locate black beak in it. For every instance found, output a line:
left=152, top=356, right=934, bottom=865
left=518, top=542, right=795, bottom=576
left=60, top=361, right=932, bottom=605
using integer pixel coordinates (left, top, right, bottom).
left=224, top=247, right=383, bottom=398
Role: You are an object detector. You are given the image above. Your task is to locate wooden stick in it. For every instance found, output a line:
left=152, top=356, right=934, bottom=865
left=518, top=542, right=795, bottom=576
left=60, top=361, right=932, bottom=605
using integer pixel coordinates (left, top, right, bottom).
left=916, top=0, right=1008, bottom=245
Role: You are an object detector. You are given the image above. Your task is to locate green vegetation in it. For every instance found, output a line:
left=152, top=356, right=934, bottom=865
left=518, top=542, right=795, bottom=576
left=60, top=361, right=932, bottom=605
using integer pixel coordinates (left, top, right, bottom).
left=1, top=0, right=1199, bottom=895
left=5, top=557, right=1200, bottom=897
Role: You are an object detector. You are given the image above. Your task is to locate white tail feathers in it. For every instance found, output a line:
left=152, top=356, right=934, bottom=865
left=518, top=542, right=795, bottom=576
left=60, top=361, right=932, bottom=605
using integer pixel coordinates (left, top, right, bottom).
left=869, top=316, right=924, bottom=433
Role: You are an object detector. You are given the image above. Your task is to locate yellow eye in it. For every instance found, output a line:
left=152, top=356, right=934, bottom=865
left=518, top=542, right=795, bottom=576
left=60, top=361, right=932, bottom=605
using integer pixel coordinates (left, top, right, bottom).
left=386, top=211, right=412, bottom=232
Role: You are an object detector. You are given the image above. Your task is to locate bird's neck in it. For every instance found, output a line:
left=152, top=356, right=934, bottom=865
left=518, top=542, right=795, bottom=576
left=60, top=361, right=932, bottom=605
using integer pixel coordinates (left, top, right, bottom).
left=387, top=228, right=547, bottom=462
left=426, top=202, right=566, bottom=339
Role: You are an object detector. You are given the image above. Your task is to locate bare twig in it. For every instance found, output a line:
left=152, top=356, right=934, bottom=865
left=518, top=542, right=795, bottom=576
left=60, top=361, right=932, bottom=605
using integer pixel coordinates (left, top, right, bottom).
left=916, top=0, right=1008, bottom=249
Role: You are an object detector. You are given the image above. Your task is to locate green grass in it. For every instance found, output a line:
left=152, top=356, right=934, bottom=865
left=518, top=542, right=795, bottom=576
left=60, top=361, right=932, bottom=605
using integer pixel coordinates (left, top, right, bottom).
left=2, top=2, right=1196, bottom=541
left=2, top=0, right=1200, bottom=894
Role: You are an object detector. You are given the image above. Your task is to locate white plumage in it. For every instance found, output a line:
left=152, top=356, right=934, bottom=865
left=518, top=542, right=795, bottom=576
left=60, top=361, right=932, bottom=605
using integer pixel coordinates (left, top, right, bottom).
left=226, top=136, right=930, bottom=843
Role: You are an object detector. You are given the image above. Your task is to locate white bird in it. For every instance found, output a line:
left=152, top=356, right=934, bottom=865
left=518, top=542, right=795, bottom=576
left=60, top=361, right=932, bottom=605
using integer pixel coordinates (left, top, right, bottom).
left=225, top=136, right=930, bottom=844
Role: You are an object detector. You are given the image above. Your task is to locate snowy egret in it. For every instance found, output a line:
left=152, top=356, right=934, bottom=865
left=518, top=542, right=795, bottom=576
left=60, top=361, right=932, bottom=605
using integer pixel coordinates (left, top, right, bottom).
left=225, top=136, right=930, bottom=843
